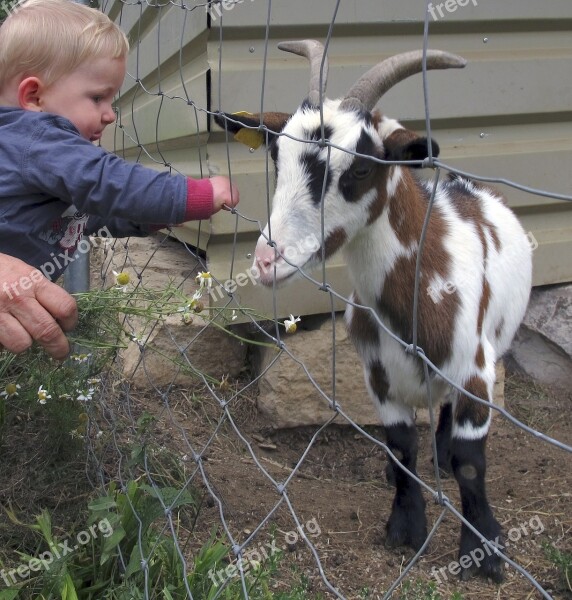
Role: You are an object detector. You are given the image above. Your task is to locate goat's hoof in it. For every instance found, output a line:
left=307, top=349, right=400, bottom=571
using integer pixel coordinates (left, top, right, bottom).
left=458, top=522, right=505, bottom=583
left=459, top=554, right=504, bottom=583
left=385, top=496, right=427, bottom=552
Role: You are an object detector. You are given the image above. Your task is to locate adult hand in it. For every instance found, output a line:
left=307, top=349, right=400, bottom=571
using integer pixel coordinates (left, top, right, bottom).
left=0, top=253, right=78, bottom=359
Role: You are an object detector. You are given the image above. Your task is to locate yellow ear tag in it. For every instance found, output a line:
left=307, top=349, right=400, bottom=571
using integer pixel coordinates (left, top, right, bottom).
left=231, top=111, right=265, bottom=149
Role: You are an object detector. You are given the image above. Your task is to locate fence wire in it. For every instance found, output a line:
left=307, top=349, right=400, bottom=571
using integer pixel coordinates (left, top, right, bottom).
left=71, top=0, right=572, bottom=598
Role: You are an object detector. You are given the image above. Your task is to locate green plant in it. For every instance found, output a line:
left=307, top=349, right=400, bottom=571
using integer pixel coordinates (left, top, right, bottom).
left=396, top=579, right=463, bottom=600
left=543, top=542, right=572, bottom=594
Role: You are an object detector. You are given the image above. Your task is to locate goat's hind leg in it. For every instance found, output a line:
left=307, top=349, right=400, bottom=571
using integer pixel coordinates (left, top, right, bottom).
left=433, top=400, right=453, bottom=476
left=452, top=374, right=504, bottom=582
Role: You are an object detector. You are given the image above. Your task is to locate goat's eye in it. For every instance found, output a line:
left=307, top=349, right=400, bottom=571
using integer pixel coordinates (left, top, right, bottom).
left=351, top=165, right=373, bottom=180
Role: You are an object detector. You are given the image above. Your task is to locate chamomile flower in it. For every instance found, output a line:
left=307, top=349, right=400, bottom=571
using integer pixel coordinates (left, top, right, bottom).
left=37, top=385, right=51, bottom=404
left=195, top=271, right=213, bottom=289
left=113, top=270, right=131, bottom=291
left=0, top=383, right=20, bottom=399
left=71, top=353, right=92, bottom=364
left=181, top=312, right=194, bottom=325
left=76, top=388, right=95, bottom=402
left=284, top=314, right=301, bottom=333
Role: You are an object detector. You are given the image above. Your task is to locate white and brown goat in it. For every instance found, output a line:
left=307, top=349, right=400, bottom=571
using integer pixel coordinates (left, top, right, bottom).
left=215, top=40, right=532, bottom=582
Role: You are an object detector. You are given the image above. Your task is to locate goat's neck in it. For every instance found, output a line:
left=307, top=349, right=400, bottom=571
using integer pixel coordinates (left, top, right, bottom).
left=342, top=168, right=426, bottom=305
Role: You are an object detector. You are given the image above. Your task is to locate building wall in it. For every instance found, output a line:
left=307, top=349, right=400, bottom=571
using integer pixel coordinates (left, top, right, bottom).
left=103, top=0, right=572, bottom=318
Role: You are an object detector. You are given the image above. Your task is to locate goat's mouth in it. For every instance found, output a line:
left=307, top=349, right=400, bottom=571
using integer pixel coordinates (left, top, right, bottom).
left=254, top=256, right=320, bottom=288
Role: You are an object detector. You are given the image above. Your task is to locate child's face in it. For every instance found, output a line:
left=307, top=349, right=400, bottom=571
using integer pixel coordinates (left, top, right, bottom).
left=39, top=55, right=126, bottom=141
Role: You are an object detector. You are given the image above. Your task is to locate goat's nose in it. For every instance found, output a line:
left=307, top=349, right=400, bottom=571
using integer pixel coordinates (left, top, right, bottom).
left=254, top=240, right=284, bottom=273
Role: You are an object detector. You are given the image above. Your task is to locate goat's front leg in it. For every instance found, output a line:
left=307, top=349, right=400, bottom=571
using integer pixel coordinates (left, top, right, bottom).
left=369, top=366, right=426, bottom=550
left=452, top=374, right=503, bottom=582
left=346, top=302, right=426, bottom=551
left=383, top=409, right=427, bottom=551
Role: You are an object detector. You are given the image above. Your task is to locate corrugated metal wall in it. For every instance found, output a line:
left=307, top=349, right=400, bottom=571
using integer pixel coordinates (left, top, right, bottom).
left=103, top=0, right=572, bottom=319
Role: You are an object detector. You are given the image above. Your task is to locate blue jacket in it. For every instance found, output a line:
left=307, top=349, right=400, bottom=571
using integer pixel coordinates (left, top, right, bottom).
left=0, top=107, right=212, bottom=280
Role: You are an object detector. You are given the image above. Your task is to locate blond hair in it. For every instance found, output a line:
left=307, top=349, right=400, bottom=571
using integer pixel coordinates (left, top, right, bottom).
left=0, top=0, right=129, bottom=91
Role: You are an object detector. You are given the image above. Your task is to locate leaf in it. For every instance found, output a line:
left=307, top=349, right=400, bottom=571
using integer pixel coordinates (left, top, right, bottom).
left=0, top=591, right=20, bottom=600
left=125, top=543, right=144, bottom=579
left=162, top=588, right=175, bottom=600
left=60, top=572, right=79, bottom=600
left=88, top=497, right=117, bottom=512
left=100, top=526, right=126, bottom=565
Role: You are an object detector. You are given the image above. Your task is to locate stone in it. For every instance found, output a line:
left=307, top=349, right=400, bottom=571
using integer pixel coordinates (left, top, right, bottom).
left=508, top=283, right=572, bottom=389
left=254, top=315, right=505, bottom=429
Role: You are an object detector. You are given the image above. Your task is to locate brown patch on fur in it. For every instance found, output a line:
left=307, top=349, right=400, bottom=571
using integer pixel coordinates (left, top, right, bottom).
left=384, top=128, right=423, bottom=156
left=455, top=375, right=491, bottom=428
left=346, top=296, right=380, bottom=349
left=370, top=110, right=383, bottom=131
left=368, top=360, right=389, bottom=402
left=475, top=344, right=485, bottom=370
left=314, top=227, right=347, bottom=261
left=448, top=176, right=502, bottom=254
left=378, top=171, right=459, bottom=367
left=477, top=278, right=491, bottom=337
left=254, top=112, right=291, bottom=134
left=387, top=176, right=427, bottom=248
left=215, top=111, right=291, bottom=137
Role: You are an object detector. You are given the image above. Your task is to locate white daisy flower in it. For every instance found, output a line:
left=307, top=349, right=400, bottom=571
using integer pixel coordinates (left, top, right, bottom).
left=0, top=383, right=20, bottom=399
left=37, top=385, right=51, bottom=404
left=284, top=314, right=301, bottom=334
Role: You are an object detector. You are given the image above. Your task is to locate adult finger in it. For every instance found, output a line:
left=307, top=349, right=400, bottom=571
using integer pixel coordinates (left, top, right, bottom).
left=34, top=279, right=79, bottom=333
left=9, top=296, right=73, bottom=360
left=0, top=311, right=34, bottom=355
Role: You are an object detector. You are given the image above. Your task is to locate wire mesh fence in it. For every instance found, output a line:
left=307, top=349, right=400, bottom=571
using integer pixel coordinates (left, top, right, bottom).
left=1, top=0, right=571, bottom=598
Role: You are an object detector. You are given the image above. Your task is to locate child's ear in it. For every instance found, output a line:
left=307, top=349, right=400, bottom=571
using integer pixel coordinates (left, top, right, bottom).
left=18, top=77, right=44, bottom=111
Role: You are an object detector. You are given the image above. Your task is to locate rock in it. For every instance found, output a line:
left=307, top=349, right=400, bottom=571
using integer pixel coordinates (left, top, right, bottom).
left=254, top=316, right=505, bottom=429
left=122, top=312, right=247, bottom=388
left=254, top=316, right=380, bottom=428
left=508, top=284, right=572, bottom=389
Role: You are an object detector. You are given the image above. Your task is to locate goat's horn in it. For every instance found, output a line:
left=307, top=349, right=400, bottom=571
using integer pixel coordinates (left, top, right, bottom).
left=340, top=50, right=467, bottom=112
left=278, top=39, right=329, bottom=106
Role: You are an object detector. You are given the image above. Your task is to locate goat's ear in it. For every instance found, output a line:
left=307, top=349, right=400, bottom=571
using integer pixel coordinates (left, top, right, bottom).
left=213, top=111, right=291, bottom=149
left=384, top=134, right=440, bottom=168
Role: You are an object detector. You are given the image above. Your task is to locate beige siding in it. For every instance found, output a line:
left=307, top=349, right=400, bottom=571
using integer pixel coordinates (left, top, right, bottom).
left=103, top=0, right=572, bottom=319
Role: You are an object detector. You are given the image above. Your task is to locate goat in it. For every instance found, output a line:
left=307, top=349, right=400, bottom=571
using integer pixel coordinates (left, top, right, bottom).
left=215, top=39, right=532, bottom=582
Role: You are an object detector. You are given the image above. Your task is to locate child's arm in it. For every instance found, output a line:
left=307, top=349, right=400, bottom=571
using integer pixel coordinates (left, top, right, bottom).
left=24, top=115, right=239, bottom=227
left=0, top=253, right=77, bottom=359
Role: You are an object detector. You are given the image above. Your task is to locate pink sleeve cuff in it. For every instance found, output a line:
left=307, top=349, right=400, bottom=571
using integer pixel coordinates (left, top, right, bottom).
left=185, top=177, right=214, bottom=221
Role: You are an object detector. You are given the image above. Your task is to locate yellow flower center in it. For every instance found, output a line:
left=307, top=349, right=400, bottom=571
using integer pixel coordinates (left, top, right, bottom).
left=116, top=272, right=130, bottom=286
left=5, top=383, right=17, bottom=395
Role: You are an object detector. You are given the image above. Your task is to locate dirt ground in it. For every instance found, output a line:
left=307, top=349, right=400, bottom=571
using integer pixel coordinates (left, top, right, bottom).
left=0, top=358, right=570, bottom=599
left=141, top=368, right=572, bottom=599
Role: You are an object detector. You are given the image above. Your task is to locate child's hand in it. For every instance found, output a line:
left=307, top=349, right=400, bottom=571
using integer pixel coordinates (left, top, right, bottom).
left=210, top=176, right=240, bottom=212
